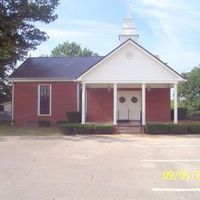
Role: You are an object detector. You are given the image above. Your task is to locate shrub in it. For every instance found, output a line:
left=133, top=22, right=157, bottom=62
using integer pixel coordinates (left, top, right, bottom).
left=146, top=123, right=200, bottom=135
left=38, top=120, right=51, bottom=127
left=73, top=124, right=94, bottom=134
left=94, top=125, right=114, bottom=134
left=56, top=120, right=68, bottom=125
left=171, top=107, right=187, bottom=120
left=66, top=112, right=81, bottom=123
left=187, top=111, right=200, bottom=121
left=170, top=124, right=189, bottom=134
left=58, top=123, right=75, bottom=135
left=146, top=123, right=170, bottom=134
left=188, top=125, right=200, bottom=134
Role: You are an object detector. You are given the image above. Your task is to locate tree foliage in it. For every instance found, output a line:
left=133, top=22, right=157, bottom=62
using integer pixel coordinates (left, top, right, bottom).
left=0, top=81, right=11, bottom=104
left=178, top=66, right=200, bottom=112
left=0, top=0, right=59, bottom=78
left=51, top=41, right=98, bottom=56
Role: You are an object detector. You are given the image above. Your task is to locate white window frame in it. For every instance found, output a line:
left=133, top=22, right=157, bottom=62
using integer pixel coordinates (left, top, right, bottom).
left=38, top=84, right=52, bottom=116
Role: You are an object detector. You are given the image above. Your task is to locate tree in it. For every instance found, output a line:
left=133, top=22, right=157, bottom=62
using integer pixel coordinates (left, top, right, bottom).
left=178, top=66, right=200, bottom=112
left=0, top=0, right=59, bottom=79
left=0, top=81, right=11, bottom=103
left=51, top=41, right=98, bottom=56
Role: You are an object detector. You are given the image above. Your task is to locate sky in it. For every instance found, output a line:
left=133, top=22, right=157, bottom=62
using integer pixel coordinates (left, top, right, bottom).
left=31, top=0, right=200, bottom=73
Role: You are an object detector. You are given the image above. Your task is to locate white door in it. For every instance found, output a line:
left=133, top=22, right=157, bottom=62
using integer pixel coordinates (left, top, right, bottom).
left=117, top=91, right=141, bottom=121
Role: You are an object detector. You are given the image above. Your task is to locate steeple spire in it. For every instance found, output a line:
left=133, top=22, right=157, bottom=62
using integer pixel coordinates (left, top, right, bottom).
left=119, top=17, right=139, bottom=43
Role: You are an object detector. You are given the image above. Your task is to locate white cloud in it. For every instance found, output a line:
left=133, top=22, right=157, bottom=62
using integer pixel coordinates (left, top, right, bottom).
left=31, top=0, right=199, bottom=71
left=130, top=0, right=200, bottom=71
left=31, top=20, right=120, bottom=56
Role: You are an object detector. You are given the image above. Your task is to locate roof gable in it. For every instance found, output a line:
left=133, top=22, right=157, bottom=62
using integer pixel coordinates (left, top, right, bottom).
left=77, top=39, right=185, bottom=83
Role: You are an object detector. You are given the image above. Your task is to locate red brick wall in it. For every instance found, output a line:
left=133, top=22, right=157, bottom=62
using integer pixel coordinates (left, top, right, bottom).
left=14, top=82, right=77, bottom=126
left=146, top=88, right=171, bottom=122
left=87, top=88, right=113, bottom=122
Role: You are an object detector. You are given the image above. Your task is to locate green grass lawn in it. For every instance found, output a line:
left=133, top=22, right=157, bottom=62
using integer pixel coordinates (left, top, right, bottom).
left=0, top=124, right=61, bottom=136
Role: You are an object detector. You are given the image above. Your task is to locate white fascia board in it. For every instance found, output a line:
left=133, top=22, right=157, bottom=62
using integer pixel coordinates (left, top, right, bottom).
left=82, top=80, right=180, bottom=84
left=8, top=77, right=75, bottom=82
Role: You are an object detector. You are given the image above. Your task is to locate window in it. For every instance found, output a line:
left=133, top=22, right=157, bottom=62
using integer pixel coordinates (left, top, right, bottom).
left=38, top=85, right=51, bottom=115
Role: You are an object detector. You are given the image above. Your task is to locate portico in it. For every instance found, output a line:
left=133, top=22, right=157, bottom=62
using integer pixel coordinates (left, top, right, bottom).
left=80, top=82, right=178, bottom=126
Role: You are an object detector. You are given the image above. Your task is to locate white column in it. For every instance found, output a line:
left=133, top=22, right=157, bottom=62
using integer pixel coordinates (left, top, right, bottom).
left=81, top=83, right=86, bottom=124
left=142, top=83, right=146, bottom=126
left=174, top=83, right=178, bottom=124
left=113, top=83, right=117, bottom=125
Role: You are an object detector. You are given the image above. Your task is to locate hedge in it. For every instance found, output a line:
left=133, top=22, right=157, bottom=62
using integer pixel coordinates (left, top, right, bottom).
left=169, top=124, right=189, bottom=134
left=73, top=124, right=94, bottom=134
left=58, top=123, right=114, bottom=135
left=93, top=125, right=114, bottom=134
left=58, top=123, right=75, bottom=135
left=189, top=125, right=200, bottom=134
left=145, top=124, right=170, bottom=134
left=146, top=123, right=200, bottom=134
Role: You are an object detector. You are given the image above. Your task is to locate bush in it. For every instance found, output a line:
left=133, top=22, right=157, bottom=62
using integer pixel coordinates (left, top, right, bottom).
left=66, top=112, right=81, bottom=123
left=187, top=111, right=200, bottom=121
left=58, top=123, right=115, bottom=135
left=73, top=124, right=94, bottom=134
left=146, top=123, right=200, bottom=134
left=171, top=107, right=187, bottom=120
left=38, top=120, right=51, bottom=127
left=145, top=123, right=170, bottom=134
left=56, top=120, right=68, bottom=125
left=170, top=124, right=189, bottom=134
left=58, top=123, right=75, bottom=135
left=94, top=125, right=114, bottom=134
left=188, top=125, right=200, bottom=134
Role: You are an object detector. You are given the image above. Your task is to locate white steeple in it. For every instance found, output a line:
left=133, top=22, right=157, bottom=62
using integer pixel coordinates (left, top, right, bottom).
left=119, top=16, right=139, bottom=43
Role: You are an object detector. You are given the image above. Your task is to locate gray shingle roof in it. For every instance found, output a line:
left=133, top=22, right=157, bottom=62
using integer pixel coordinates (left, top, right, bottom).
left=9, top=56, right=103, bottom=79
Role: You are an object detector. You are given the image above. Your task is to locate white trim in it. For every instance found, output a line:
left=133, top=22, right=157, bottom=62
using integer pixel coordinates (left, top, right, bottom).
left=11, top=83, right=14, bottom=126
left=142, top=83, right=146, bottom=126
left=77, top=40, right=185, bottom=81
left=81, top=83, right=86, bottom=124
left=37, top=84, right=52, bottom=116
left=77, top=84, right=80, bottom=112
left=85, top=89, right=88, bottom=114
left=80, top=80, right=179, bottom=84
left=174, top=83, right=178, bottom=124
left=8, top=78, right=74, bottom=82
left=113, top=83, right=118, bottom=125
